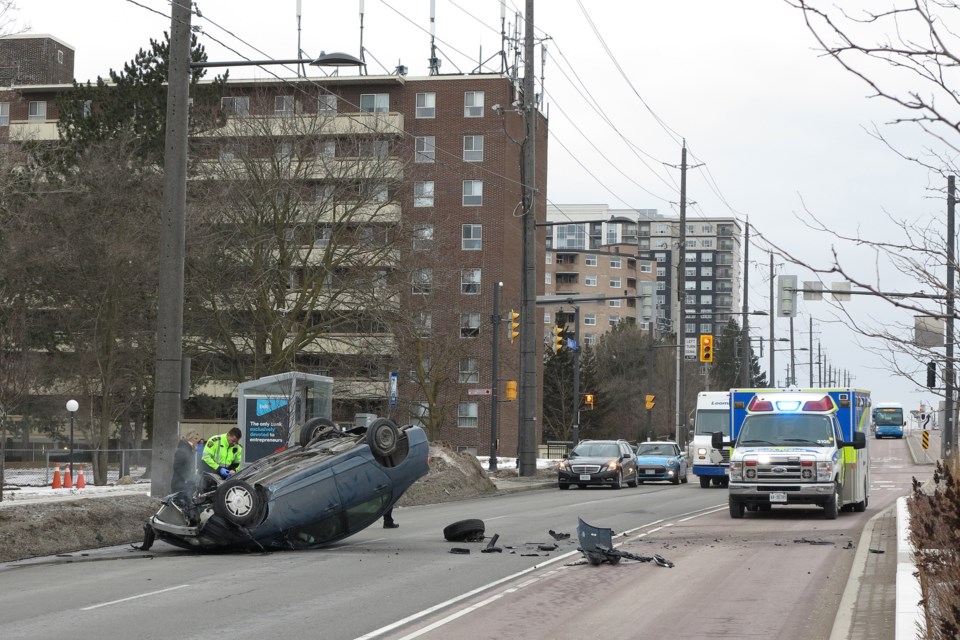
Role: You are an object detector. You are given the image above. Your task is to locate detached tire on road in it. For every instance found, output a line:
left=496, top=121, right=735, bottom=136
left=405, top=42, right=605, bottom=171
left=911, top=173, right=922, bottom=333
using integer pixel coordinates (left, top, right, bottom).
left=443, top=519, right=485, bottom=542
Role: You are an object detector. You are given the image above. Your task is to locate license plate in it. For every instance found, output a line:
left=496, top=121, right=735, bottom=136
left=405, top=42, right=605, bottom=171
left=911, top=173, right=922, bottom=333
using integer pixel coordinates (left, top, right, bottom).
left=579, top=474, right=591, bottom=481
left=645, top=470, right=655, bottom=475
left=770, top=492, right=787, bottom=503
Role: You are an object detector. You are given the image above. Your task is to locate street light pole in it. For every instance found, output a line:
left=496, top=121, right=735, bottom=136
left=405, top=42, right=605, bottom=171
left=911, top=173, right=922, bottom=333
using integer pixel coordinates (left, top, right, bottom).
left=740, top=221, right=750, bottom=387
left=66, top=399, right=79, bottom=481
left=489, top=282, right=502, bottom=472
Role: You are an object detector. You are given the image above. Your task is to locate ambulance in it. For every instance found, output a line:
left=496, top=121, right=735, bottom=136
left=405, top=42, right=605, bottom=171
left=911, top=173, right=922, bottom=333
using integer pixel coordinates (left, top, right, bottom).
left=713, top=388, right=870, bottom=519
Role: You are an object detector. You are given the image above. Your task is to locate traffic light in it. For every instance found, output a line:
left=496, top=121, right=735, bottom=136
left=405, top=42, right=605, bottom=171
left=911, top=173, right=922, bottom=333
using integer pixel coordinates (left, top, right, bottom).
left=699, top=334, right=714, bottom=363
left=509, top=310, right=520, bottom=343
left=505, top=380, right=518, bottom=401
left=553, top=325, right=564, bottom=353
left=927, top=361, right=936, bottom=388
left=584, top=393, right=595, bottom=410
left=645, top=394, right=655, bottom=410
left=777, top=275, right=798, bottom=318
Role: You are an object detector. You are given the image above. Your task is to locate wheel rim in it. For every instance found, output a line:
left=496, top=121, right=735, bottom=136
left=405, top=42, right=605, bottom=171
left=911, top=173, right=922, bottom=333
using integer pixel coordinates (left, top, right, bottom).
left=224, top=485, right=254, bottom=518
left=373, top=423, right=398, bottom=452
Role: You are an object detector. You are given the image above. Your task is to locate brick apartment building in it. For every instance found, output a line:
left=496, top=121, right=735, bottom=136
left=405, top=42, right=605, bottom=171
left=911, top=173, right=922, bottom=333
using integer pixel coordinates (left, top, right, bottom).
left=0, top=34, right=548, bottom=457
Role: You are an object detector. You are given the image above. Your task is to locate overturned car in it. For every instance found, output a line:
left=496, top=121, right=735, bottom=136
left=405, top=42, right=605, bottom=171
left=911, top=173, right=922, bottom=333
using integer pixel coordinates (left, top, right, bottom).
left=145, top=418, right=429, bottom=552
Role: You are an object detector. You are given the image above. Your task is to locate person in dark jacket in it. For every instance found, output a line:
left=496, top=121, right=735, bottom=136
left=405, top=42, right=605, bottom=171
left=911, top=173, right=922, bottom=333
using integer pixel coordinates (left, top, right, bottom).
left=172, top=429, right=201, bottom=494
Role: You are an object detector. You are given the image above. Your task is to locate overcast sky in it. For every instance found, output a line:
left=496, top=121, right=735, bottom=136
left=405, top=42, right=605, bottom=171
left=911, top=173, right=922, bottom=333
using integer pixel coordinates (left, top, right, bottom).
left=14, top=0, right=951, bottom=421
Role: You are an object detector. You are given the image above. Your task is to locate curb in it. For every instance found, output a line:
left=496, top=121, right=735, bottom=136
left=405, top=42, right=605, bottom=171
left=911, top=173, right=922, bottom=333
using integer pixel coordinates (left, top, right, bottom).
left=829, top=505, right=891, bottom=639
left=895, top=496, right=923, bottom=640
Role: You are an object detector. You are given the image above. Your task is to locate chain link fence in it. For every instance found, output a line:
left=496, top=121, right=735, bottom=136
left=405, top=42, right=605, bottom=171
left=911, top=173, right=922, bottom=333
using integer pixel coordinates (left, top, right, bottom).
left=0, top=448, right=152, bottom=486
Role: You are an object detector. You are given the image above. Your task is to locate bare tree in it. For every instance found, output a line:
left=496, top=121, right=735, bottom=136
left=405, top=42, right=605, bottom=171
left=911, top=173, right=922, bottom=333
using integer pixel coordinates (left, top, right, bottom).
left=0, top=1, right=25, bottom=37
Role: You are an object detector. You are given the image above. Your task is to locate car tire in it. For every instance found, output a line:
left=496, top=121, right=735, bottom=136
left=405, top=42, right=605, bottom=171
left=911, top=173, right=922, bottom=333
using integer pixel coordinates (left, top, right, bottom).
left=681, top=469, right=689, bottom=484
left=559, top=482, right=570, bottom=490
left=823, top=484, right=840, bottom=520
left=214, top=479, right=264, bottom=527
left=367, top=418, right=400, bottom=458
left=300, top=417, right=337, bottom=447
left=720, top=477, right=729, bottom=488
left=627, top=469, right=638, bottom=488
left=671, top=471, right=680, bottom=485
left=443, top=519, right=485, bottom=542
left=853, top=479, right=868, bottom=513
left=611, top=470, right=623, bottom=489
left=699, top=476, right=711, bottom=489
left=729, top=500, right=745, bottom=519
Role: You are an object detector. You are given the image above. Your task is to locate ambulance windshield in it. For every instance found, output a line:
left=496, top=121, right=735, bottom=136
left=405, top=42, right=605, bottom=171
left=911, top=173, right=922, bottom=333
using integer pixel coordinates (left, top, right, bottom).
left=737, top=414, right=836, bottom=447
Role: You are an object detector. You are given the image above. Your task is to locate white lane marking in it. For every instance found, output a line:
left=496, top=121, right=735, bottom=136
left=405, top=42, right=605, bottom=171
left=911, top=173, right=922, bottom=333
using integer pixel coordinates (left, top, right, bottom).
left=80, top=584, right=190, bottom=611
left=356, top=505, right=724, bottom=639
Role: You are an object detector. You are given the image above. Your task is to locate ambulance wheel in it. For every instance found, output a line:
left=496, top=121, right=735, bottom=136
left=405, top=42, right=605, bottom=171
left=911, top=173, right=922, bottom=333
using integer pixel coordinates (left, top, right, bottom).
left=823, top=484, right=840, bottom=520
left=853, top=480, right=868, bottom=513
left=699, top=477, right=711, bottom=488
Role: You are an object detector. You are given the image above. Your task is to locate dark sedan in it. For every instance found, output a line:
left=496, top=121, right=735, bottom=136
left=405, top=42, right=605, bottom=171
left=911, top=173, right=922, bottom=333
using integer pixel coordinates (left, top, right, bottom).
left=557, top=439, right=638, bottom=489
left=144, top=418, right=428, bottom=551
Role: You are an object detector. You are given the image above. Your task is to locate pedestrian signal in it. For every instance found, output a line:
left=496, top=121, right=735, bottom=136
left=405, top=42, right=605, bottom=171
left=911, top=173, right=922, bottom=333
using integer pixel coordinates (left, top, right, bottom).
left=699, top=335, right=714, bottom=363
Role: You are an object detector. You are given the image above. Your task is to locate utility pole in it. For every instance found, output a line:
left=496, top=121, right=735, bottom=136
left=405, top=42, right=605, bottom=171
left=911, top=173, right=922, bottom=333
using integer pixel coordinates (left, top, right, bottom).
left=739, top=221, right=750, bottom=387
left=808, top=316, right=814, bottom=387
left=151, top=0, right=191, bottom=498
left=518, top=0, right=538, bottom=476
left=674, top=142, right=689, bottom=445
left=768, top=252, right=775, bottom=386
left=945, top=175, right=955, bottom=460
left=571, top=306, right=581, bottom=445
left=489, top=282, right=502, bottom=472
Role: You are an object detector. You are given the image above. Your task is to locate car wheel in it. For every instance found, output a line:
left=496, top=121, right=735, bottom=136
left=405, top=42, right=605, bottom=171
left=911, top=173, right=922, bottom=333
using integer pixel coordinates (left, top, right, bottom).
left=612, top=470, right=623, bottom=489
left=720, top=477, right=729, bottom=488
left=699, top=476, right=711, bottom=489
left=712, top=478, right=723, bottom=486
left=214, top=479, right=264, bottom=527
left=823, top=484, right=840, bottom=520
left=853, top=479, right=868, bottom=513
left=367, top=418, right=400, bottom=458
left=627, top=469, right=638, bottom=488
left=559, top=482, right=570, bottom=490
left=680, top=469, right=689, bottom=484
left=671, top=471, right=680, bottom=485
left=729, top=500, right=745, bottom=519
left=300, top=417, right=337, bottom=447
left=578, top=484, right=586, bottom=489
left=443, top=519, right=485, bottom=542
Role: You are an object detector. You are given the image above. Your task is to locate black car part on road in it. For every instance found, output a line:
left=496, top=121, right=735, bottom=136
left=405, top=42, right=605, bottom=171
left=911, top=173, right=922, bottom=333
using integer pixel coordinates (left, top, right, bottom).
left=443, top=519, right=485, bottom=542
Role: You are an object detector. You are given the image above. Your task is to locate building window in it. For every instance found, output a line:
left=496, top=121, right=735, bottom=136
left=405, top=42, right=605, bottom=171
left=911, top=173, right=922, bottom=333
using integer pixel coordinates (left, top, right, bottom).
left=656, top=281, right=666, bottom=291
left=609, top=277, right=622, bottom=288
left=461, top=268, right=481, bottom=294
left=685, top=294, right=696, bottom=305
left=701, top=281, right=713, bottom=291
left=410, top=357, right=431, bottom=383
left=685, top=239, right=697, bottom=249
left=608, top=315, right=621, bottom=326
left=657, top=295, right=666, bottom=306
left=415, top=312, right=432, bottom=338
left=410, top=402, right=429, bottom=428
left=685, top=254, right=698, bottom=262
left=700, top=323, right=713, bottom=334
left=584, top=313, right=597, bottom=326
left=360, top=93, right=390, bottom=113
left=317, top=94, right=337, bottom=112
left=414, top=181, right=435, bottom=207
left=0, top=103, right=8, bottom=126
left=464, top=91, right=484, bottom=117
left=412, top=268, right=432, bottom=294
left=413, top=224, right=434, bottom=251
left=275, top=142, right=294, bottom=160
left=415, top=136, right=436, bottom=163
left=28, top=101, right=47, bottom=120
left=584, top=333, right=597, bottom=346
left=702, top=224, right=713, bottom=233
left=361, top=182, right=389, bottom=203
left=458, top=402, right=479, bottom=428
left=459, top=358, right=479, bottom=383
left=685, top=267, right=697, bottom=278
left=360, top=140, right=389, bottom=157
left=609, top=299, right=622, bottom=308
left=701, top=239, right=714, bottom=248
left=275, top=95, right=295, bottom=115
left=656, top=267, right=666, bottom=277
left=701, top=266, right=713, bottom=277
left=686, top=322, right=697, bottom=334
left=545, top=253, right=553, bottom=265
left=640, top=263, right=652, bottom=273
left=416, top=92, right=436, bottom=118
left=701, top=252, right=714, bottom=262
left=700, top=295, right=713, bottom=305
left=221, top=96, right=250, bottom=116
left=462, top=224, right=482, bottom=250
left=462, top=180, right=483, bottom=206
left=460, top=313, right=481, bottom=338
left=545, top=272, right=552, bottom=285
left=463, top=135, right=484, bottom=161
left=585, top=255, right=597, bottom=267
left=316, top=140, right=336, bottom=158
left=556, top=224, right=586, bottom=250
left=610, top=257, right=622, bottom=269
left=585, top=275, right=597, bottom=287
left=57, top=49, right=64, bottom=64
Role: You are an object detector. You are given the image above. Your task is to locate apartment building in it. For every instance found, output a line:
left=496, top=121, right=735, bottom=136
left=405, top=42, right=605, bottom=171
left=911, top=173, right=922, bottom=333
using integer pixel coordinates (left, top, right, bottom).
left=0, top=35, right=548, bottom=457
left=546, top=204, right=742, bottom=343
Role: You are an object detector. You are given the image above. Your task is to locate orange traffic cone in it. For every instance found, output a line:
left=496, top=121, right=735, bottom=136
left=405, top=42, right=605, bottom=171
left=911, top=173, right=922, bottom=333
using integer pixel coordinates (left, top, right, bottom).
left=51, top=464, right=62, bottom=489
left=63, top=467, right=73, bottom=489
left=76, top=466, right=86, bottom=489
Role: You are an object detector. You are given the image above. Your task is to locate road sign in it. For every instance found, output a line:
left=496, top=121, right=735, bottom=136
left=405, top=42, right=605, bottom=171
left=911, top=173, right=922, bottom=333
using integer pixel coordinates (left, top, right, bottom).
left=468, top=388, right=492, bottom=396
left=684, top=337, right=698, bottom=361
left=922, top=430, right=930, bottom=450
left=389, top=371, right=398, bottom=409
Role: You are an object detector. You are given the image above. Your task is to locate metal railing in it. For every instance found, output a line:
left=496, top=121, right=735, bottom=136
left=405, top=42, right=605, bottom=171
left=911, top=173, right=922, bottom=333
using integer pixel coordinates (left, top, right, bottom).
left=1, top=448, right=152, bottom=486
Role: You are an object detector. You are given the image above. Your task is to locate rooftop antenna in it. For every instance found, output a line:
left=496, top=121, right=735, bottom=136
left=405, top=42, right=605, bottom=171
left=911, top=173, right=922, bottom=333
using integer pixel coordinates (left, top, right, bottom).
left=500, top=0, right=507, bottom=74
left=359, top=0, right=367, bottom=75
left=296, top=0, right=304, bottom=78
left=428, top=0, right=441, bottom=75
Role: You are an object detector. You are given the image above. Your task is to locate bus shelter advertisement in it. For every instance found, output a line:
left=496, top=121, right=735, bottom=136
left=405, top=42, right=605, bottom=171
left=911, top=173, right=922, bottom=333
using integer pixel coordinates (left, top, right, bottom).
left=245, top=396, right=292, bottom=462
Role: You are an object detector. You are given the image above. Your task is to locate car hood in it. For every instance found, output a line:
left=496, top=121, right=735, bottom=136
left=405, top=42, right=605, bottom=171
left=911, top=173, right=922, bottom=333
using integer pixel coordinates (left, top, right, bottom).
left=564, top=456, right=618, bottom=466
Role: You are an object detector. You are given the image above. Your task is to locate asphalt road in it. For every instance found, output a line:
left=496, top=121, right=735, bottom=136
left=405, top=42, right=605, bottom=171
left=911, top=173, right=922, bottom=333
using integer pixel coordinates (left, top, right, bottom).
left=0, top=435, right=930, bottom=640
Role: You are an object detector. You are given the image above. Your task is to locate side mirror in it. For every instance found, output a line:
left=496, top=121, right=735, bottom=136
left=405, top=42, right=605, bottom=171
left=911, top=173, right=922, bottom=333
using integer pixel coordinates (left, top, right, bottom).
left=851, top=431, right=866, bottom=450
left=711, top=431, right=724, bottom=450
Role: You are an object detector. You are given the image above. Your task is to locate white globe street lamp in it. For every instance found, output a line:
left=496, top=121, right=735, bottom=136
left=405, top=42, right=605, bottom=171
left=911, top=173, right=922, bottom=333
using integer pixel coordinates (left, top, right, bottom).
left=65, top=400, right=78, bottom=481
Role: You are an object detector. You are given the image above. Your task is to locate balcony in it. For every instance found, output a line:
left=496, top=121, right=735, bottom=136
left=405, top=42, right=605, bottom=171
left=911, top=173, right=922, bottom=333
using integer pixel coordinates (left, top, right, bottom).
left=9, top=119, right=58, bottom=142
left=198, top=112, right=406, bottom=138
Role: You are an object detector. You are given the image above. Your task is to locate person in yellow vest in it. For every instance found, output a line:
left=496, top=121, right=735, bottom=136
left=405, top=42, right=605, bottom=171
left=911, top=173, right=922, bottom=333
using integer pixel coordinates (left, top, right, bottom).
left=200, top=427, right=243, bottom=480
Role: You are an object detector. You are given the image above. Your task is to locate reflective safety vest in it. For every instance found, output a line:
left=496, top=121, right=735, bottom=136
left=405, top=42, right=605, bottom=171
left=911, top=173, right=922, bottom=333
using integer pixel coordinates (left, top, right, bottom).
left=201, top=434, right=242, bottom=472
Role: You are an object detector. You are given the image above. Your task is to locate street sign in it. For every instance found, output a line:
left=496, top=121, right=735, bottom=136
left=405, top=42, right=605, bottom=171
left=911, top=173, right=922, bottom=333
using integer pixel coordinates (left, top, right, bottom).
left=684, top=337, right=698, bottom=361
left=468, top=388, right=492, bottom=396
left=389, top=371, right=398, bottom=409
left=922, top=430, right=930, bottom=450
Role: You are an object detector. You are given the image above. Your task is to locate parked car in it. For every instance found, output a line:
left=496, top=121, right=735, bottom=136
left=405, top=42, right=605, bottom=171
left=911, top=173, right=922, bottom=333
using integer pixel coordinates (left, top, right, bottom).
left=557, top=439, right=638, bottom=489
left=143, top=418, right=429, bottom=552
left=635, top=441, right=688, bottom=485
